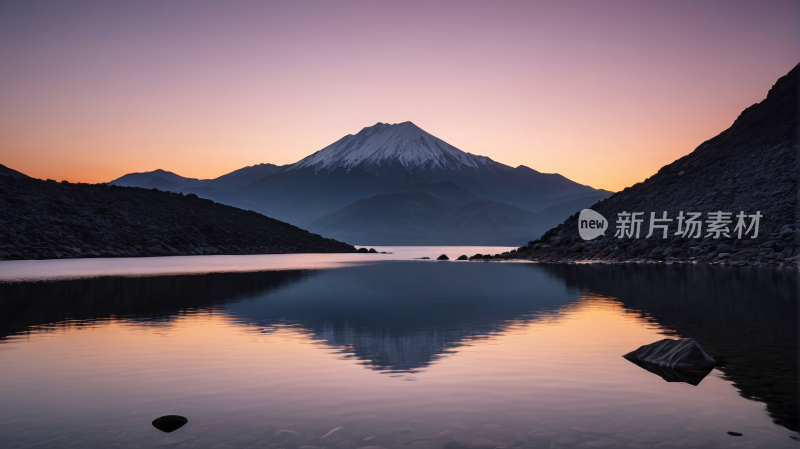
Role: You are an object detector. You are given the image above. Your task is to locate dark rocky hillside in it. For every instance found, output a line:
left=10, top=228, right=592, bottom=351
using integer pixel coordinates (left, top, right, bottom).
left=0, top=163, right=30, bottom=179
left=514, top=64, right=799, bottom=267
left=0, top=175, right=355, bottom=260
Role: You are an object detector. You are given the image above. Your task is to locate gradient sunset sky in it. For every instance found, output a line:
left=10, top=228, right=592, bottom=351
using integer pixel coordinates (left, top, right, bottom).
left=0, top=1, right=796, bottom=191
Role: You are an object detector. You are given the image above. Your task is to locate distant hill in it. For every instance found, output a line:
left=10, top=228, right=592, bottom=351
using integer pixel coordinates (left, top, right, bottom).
left=143, top=176, right=188, bottom=191
left=307, top=182, right=605, bottom=245
left=109, top=168, right=208, bottom=190
left=108, top=163, right=282, bottom=193
left=0, top=175, right=355, bottom=260
left=515, top=63, right=799, bottom=268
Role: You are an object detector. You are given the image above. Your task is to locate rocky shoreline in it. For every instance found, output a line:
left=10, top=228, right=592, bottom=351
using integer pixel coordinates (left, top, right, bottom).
left=0, top=175, right=356, bottom=260
left=510, top=223, right=798, bottom=267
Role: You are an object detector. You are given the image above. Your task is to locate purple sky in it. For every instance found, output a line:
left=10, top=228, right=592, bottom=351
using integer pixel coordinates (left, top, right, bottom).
left=0, top=1, right=796, bottom=190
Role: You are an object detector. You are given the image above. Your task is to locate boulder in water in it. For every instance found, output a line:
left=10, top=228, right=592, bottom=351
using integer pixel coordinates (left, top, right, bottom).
left=456, top=255, right=468, bottom=260
left=436, top=254, right=449, bottom=260
left=152, top=415, right=188, bottom=433
left=623, top=338, right=714, bottom=370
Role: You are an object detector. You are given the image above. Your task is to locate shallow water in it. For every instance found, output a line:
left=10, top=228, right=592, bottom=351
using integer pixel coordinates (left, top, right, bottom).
left=0, top=253, right=797, bottom=449
left=0, top=246, right=514, bottom=282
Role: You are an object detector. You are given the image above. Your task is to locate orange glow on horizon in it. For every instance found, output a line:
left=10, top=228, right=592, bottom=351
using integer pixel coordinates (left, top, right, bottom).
left=0, top=1, right=795, bottom=192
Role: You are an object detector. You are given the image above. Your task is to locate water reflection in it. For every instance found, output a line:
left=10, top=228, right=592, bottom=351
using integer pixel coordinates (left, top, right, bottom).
left=0, top=270, right=313, bottom=340
left=540, top=263, right=798, bottom=430
left=0, top=261, right=796, bottom=448
left=222, top=263, right=582, bottom=372
left=1, top=263, right=588, bottom=373
left=623, top=359, right=713, bottom=386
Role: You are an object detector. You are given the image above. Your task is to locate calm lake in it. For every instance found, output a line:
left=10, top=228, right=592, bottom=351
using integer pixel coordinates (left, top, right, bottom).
left=0, top=247, right=797, bottom=449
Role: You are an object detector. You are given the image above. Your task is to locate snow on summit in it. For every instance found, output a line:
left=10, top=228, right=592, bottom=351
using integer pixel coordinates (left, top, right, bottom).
left=291, top=122, right=507, bottom=172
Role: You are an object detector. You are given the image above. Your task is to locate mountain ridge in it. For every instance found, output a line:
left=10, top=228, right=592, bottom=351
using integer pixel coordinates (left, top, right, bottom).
left=107, top=122, right=611, bottom=241
left=0, top=164, right=31, bottom=179
left=0, top=175, right=355, bottom=260
left=109, top=163, right=282, bottom=192
left=513, top=63, right=799, bottom=267
left=230, top=122, right=609, bottom=226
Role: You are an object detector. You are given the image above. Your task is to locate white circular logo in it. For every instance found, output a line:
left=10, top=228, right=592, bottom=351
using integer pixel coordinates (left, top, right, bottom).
left=578, top=209, right=608, bottom=240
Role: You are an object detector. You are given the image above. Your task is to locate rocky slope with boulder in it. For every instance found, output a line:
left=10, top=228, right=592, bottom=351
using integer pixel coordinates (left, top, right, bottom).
left=0, top=175, right=356, bottom=260
left=514, top=64, right=799, bottom=267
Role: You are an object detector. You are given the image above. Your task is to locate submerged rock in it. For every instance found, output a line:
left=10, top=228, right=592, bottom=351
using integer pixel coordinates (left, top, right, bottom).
left=151, top=415, right=188, bottom=433
left=436, top=254, right=449, bottom=260
left=623, top=338, right=715, bottom=370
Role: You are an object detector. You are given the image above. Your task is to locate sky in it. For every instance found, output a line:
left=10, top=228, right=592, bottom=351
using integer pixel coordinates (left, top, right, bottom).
left=0, top=0, right=796, bottom=191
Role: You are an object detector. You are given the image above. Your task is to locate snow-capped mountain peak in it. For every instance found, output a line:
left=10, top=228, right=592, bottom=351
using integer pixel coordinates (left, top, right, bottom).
left=290, top=121, right=508, bottom=173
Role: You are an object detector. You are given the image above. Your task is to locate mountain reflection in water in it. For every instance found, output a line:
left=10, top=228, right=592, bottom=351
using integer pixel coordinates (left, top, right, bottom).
left=0, top=261, right=796, bottom=447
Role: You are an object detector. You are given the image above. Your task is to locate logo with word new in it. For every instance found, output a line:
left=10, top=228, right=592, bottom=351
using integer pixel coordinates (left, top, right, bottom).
left=578, top=209, right=608, bottom=240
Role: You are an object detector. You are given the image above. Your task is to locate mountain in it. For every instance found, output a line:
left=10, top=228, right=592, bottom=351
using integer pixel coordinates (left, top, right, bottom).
left=108, top=163, right=282, bottom=193
left=307, top=182, right=606, bottom=245
left=514, top=63, right=799, bottom=268
left=291, top=121, right=508, bottom=175
left=107, top=122, right=611, bottom=243
left=231, top=121, right=610, bottom=225
left=0, top=164, right=30, bottom=179
left=0, top=175, right=355, bottom=260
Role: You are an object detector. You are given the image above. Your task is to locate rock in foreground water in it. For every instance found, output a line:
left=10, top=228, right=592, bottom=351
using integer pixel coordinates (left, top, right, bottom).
left=436, top=254, right=449, bottom=260
left=624, top=338, right=715, bottom=370
left=152, top=415, right=188, bottom=433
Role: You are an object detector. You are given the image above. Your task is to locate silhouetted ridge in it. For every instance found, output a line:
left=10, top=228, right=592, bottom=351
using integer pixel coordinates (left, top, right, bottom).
left=515, top=64, right=799, bottom=267
left=0, top=176, right=355, bottom=260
